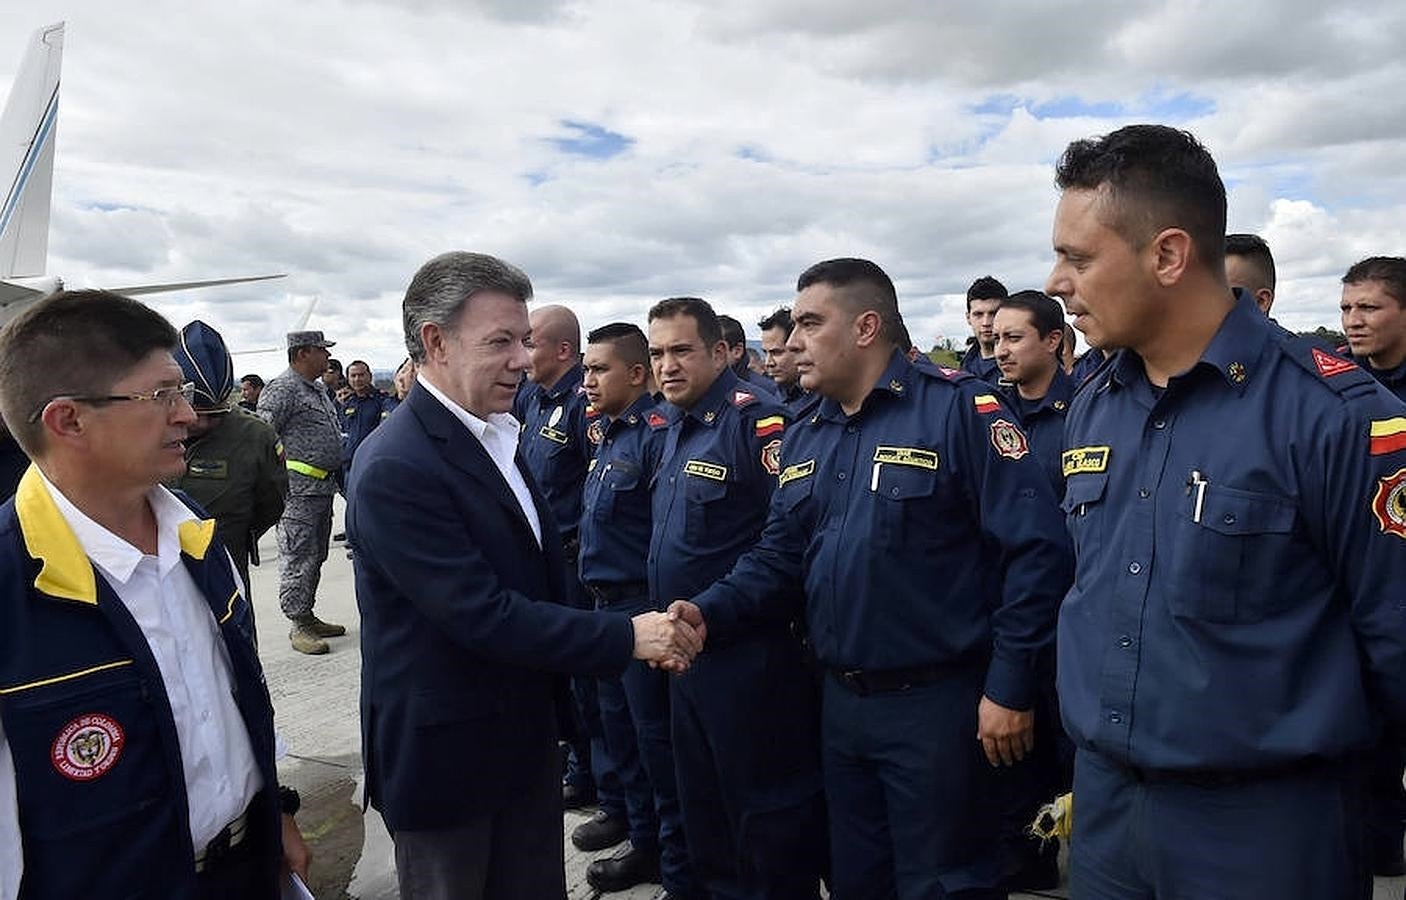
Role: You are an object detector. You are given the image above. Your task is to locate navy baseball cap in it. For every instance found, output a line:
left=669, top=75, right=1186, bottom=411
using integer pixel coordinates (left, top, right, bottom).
left=176, top=320, right=236, bottom=412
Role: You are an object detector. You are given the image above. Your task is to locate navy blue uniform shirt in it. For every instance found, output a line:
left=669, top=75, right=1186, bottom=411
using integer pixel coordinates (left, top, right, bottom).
left=648, top=369, right=790, bottom=606
left=1058, top=295, right=1406, bottom=770
left=1355, top=354, right=1406, bottom=402
left=579, top=391, right=664, bottom=588
left=961, top=344, right=1001, bottom=384
left=1001, top=367, right=1074, bottom=494
left=515, top=364, right=591, bottom=539
left=341, top=389, right=396, bottom=464
left=694, top=351, right=1073, bottom=710
left=1070, top=349, right=1110, bottom=388
left=776, top=380, right=812, bottom=412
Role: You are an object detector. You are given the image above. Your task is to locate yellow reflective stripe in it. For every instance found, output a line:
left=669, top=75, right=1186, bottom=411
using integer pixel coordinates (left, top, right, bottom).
left=219, top=589, right=240, bottom=624
left=0, top=659, right=134, bottom=696
left=1371, top=417, right=1406, bottom=438
left=286, top=460, right=330, bottom=479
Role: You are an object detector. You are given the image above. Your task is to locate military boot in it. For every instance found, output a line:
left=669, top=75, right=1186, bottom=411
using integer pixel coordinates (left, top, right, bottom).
left=289, top=621, right=330, bottom=655
left=304, top=615, right=347, bottom=638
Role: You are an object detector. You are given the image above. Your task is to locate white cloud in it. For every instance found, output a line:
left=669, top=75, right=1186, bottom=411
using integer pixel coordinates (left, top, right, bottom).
left=0, top=0, right=1401, bottom=377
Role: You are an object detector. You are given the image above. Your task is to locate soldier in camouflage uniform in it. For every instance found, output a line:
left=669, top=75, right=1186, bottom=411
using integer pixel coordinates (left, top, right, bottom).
left=173, top=321, right=288, bottom=611
left=258, top=330, right=348, bottom=654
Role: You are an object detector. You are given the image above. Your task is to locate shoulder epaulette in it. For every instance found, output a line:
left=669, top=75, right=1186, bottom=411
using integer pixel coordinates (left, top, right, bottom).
left=1279, top=334, right=1380, bottom=399
left=730, top=389, right=759, bottom=409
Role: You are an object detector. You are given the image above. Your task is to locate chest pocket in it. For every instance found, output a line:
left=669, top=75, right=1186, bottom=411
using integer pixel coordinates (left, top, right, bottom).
left=1171, top=483, right=1297, bottom=623
left=2, top=670, right=170, bottom=840
left=593, top=460, right=642, bottom=522
left=1061, top=473, right=1109, bottom=587
left=684, top=471, right=729, bottom=541
left=872, top=461, right=941, bottom=544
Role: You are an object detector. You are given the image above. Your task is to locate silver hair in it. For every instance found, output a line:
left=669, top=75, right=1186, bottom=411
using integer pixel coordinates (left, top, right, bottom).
left=402, top=251, right=533, bottom=362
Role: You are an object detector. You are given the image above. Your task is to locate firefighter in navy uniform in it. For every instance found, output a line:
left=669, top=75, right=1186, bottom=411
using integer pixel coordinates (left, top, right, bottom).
left=647, top=297, right=827, bottom=899
left=173, top=320, right=288, bottom=602
left=0, top=291, right=307, bottom=899
left=1337, top=256, right=1406, bottom=876
left=1048, top=125, right=1406, bottom=899
left=993, top=291, right=1076, bottom=494
left=676, top=261, right=1071, bottom=900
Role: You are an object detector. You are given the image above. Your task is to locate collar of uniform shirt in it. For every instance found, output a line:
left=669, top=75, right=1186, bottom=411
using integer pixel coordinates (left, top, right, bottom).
left=607, top=392, right=655, bottom=432
left=683, top=368, right=743, bottom=427
left=415, top=373, right=526, bottom=464
left=815, top=349, right=912, bottom=423
left=539, top=363, right=583, bottom=402
left=1108, top=294, right=1270, bottom=396
left=36, top=468, right=196, bottom=584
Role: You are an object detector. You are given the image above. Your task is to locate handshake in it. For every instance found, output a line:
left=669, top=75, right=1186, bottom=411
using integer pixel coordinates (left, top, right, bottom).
left=630, top=601, right=707, bottom=673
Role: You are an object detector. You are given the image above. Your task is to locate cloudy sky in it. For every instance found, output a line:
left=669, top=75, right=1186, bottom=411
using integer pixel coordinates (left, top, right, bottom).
left=4, top=0, right=1404, bottom=376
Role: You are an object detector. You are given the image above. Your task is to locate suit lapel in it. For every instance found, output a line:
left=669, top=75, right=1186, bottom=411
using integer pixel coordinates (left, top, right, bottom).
left=407, top=385, right=541, bottom=547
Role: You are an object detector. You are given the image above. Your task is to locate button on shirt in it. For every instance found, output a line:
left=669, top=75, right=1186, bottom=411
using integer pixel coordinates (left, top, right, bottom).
left=648, top=369, right=791, bottom=605
left=514, top=365, right=591, bottom=539
left=578, top=393, right=663, bottom=588
left=419, top=374, right=542, bottom=546
left=1058, top=295, right=1406, bottom=771
left=0, top=474, right=262, bottom=878
left=693, top=352, right=1072, bottom=709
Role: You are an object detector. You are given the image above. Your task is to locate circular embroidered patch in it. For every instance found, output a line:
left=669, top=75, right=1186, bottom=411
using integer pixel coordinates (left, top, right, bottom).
left=586, top=418, right=605, bottom=446
left=1372, top=467, right=1406, bottom=540
left=51, top=713, right=125, bottom=781
left=989, top=418, right=1030, bottom=460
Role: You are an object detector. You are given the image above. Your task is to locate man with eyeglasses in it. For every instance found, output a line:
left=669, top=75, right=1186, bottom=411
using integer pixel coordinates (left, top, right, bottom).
left=258, top=330, right=348, bottom=655
left=173, top=320, right=288, bottom=607
left=0, top=290, right=310, bottom=898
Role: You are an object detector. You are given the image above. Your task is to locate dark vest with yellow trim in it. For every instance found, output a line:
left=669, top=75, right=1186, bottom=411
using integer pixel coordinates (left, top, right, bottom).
left=0, top=467, right=281, bottom=898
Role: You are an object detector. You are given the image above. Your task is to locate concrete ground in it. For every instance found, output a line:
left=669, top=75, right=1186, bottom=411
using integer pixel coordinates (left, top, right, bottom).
left=258, top=499, right=1403, bottom=899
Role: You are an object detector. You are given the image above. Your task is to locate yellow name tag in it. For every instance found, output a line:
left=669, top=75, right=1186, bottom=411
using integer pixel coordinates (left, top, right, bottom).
left=779, top=459, right=815, bottom=486
left=684, top=460, right=728, bottom=481
left=539, top=425, right=569, bottom=444
left=872, top=446, right=938, bottom=470
left=1062, top=445, right=1111, bottom=477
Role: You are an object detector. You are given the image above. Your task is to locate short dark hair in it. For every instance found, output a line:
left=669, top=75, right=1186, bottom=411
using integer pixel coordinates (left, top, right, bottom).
left=587, top=322, right=649, bottom=368
left=966, top=276, right=1008, bottom=311
left=757, top=307, right=794, bottom=340
left=999, top=290, right=1066, bottom=340
left=1225, top=233, right=1276, bottom=291
left=0, top=290, right=178, bottom=456
left=347, top=359, right=372, bottom=375
left=1343, top=256, right=1406, bottom=308
left=326, top=358, right=343, bottom=373
left=647, top=297, right=723, bottom=346
left=796, top=258, right=904, bottom=347
left=1055, top=124, right=1227, bottom=273
left=240, top=373, right=264, bottom=388
left=717, top=314, right=745, bottom=349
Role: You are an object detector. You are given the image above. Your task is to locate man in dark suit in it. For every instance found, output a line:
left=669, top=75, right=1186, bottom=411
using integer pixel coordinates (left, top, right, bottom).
left=346, top=251, right=701, bottom=900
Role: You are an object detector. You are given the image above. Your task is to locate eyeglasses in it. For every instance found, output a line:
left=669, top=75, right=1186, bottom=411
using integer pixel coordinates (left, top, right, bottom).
left=28, top=382, right=197, bottom=423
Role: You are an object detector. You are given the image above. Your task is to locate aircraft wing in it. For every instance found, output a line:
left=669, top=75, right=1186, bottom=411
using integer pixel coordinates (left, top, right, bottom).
left=107, top=273, right=286, bottom=296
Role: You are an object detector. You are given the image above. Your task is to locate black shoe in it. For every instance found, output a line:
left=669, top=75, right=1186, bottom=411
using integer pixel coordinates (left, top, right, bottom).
left=571, top=809, right=628, bottom=852
left=562, top=782, right=597, bottom=811
left=1006, top=840, right=1061, bottom=891
left=587, top=842, right=661, bottom=892
left=332, top=531, right=347, bottom=542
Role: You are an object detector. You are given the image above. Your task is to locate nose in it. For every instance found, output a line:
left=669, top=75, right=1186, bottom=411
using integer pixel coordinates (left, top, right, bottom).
left=509, top=340, right=531, bottom=371
left=1045, top=265, right=1068, bottom=299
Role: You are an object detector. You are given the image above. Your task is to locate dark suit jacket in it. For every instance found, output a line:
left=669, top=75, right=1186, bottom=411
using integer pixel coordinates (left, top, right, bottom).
left=346, top=382, right=634, bottom=832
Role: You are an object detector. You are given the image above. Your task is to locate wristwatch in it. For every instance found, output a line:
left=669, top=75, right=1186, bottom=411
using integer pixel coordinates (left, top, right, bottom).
left=278, top=785, right=301, bottom=816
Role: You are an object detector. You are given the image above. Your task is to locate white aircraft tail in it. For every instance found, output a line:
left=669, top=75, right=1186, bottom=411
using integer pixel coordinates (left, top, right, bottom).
left=0, top=22, right=63, bottom=279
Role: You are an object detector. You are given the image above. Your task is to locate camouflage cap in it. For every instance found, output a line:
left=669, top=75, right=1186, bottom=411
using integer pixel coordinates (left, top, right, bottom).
left=287, top=330, right=336, bottom=350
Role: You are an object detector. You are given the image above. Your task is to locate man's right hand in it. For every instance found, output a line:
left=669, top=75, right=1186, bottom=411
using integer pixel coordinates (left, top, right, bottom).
left=631, top=610, right=704, bottom=672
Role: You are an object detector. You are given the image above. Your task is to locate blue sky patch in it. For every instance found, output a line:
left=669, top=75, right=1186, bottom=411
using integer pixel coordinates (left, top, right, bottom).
left=549, top=120, right=634, bottom=159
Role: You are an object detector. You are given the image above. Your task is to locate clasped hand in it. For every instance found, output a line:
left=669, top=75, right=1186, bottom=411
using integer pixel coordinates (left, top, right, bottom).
left=631, top=600, right=708, bottom=673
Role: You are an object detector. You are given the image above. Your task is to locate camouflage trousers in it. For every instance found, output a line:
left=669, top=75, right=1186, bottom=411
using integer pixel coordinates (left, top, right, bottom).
left=276, top=493, right=333, bottom=620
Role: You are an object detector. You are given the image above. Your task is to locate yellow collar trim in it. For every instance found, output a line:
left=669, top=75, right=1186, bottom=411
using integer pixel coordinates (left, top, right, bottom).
left=15, top=466, right=217, bottom=603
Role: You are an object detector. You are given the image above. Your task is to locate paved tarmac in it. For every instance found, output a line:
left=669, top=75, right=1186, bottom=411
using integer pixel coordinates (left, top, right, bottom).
left=256, top=499, right=1404, bottom=899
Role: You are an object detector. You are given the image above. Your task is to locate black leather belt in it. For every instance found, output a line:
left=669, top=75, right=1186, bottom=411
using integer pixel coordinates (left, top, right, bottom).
left=829, top=663, right=953, bottom=696
left=193, top=806, right=250, bottom=873
left=1123, top=755, right=1341, bottom=789
left=585, top=581, right=649, bottom=607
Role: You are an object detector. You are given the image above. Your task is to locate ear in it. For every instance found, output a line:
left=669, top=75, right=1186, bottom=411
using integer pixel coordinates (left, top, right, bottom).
left=627, top=363, right=647, bottom=388
left=419, top=322, right=447, bottom=363
left=1255, top=289, right=1274, bottom=314
left=1150, top=228, right=1192, bottom=287
left=1042, top=329, right=1065, bottom=355
left=39, top=401, right=87, bottom=450
left=853, top=310, right=883, bottom=349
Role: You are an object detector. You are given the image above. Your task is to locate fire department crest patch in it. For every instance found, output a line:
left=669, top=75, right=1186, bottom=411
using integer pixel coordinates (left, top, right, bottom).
left=988, top=418, right=1029, bottom=460
left=51, top=713, right=124, bottom=781
left=586, top=418, right=604, bottom=446
left=1371, top=467, right=1406, bottom=540
left=761, top=439, right=782, bottom=476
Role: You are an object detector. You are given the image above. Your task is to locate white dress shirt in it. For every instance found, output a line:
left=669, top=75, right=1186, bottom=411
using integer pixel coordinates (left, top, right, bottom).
left=417, top=373, right=543, bottom=546
left=0, top=475, right=263, bottom=897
